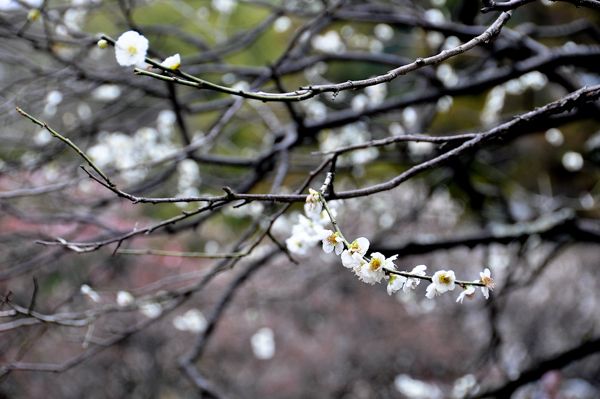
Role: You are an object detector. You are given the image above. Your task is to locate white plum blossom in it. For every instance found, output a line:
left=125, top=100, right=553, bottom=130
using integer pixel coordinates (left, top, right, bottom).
left=562, top=151, right=584, bottom=172
left=139, top=302, right=162, bottom=318
left=92, top=84, right=122, bottom=101
left=340, top=237, right=369, bottom=268
left=387, top=274, right=407, bottom=295
left=312, top=31, right=345, bottom=53
left=250, top=327, right=275, bottom=360
left=545, top=128, right=564, bottom=146
left=456, top=285, right=476, bottom=303
left=356, top=252, right=397, bottom=285
left=273, top=16, right=291, bottom=33
left=304, top=188, right=322, bottom=219
left=212, top=0, right=236, bottom=14
left=321, top=230, right=344, bottom=255
left=173, top=309, right=207, bottom=333
left=116, top=290, right=135, bottom=307
left=425, top=269, right=456, bottom=299
left=403, top=264, right=427, bottom=292
left=161, top=53, right=181, bottom=70
left=374, top=23, right=393, bottom=41
left=114, top=30, right=149, bottom=67
left=479, top=268, right=495, bottom=299
left=285, top=213, right=329, bottom=256
left=285, top=234, right=310, bottom=256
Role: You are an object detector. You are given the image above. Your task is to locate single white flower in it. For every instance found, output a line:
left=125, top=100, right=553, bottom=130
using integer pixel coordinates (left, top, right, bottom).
left=116, top=290, right=134, bottom=307
left=356, top=252, right=396, bottom=285
left=456, top=285, right=476, bottom=303
left=322, top=230, right=344, bottom=255
left=250, top=327, right=275, bottom=360
left=479, top=268, right=495, bottom=299
left=387, top=274, right=407, bottom=295
left=173, top=309, right=207, bottom=333
left=402, top=264, right=427, bottom=292
left=285, top=234, right=310, bottom=256
left=340, top=237, right=369, bottom=268
left=161, top=53, right=181, bottom=70
left=304, top=188, right=323, bottom=219
left=140, top=302, right=162, bottom=319
left=425, top=269, right=456, bottom=298
left=114, top=30, right=149, bottom=67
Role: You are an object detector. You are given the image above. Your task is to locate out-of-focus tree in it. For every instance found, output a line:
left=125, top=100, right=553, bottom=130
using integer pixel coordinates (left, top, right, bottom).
left=1, top=0, right=600, bottom=398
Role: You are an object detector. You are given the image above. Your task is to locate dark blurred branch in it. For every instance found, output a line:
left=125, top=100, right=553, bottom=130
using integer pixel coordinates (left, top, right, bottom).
left=472, top=336, right=600, bottom=398
left=481, top=0, right=600, bottom=12
left=179, top=248, right=280, bottom=396
left=373, top=210, right=600, bottom=257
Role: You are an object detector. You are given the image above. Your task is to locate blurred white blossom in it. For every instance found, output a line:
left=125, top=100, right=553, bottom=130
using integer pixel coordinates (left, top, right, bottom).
left=250, top=327, right=275, bottom=360
left=173, top=309, right=207, bottom=333
left=116, top=290, right=135, bottom=307
left=212, top=0, right=236, bottom=14
left=374, top=23, right=393, bottom=41
left=312, top=31, right=345, bottom=53
left=545, top=128, right=564, bottom=146
left=273, top=16, right=291, bottom=33
left=456, top=285, right=476, bottom=304
left=394, top=374, right=443, bottom=399
left=562, top=151, right=584, bottom=172
left=92, top=84, right=122, bottom=101
left=140, top=302, right=162, bottom=319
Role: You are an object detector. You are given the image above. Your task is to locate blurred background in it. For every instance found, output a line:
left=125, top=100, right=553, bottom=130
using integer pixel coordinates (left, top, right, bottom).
left=1, top=0, right=600, bottom=398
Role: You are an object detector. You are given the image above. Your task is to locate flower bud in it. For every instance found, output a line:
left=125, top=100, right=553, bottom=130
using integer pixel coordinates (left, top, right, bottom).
left=97, top=39, right=108, bottom=49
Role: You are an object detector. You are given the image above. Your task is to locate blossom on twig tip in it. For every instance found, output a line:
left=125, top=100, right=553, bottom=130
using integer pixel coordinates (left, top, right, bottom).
left=304, top=188, right=322, bottom=219
left=161, top=53, right=181, bottom=70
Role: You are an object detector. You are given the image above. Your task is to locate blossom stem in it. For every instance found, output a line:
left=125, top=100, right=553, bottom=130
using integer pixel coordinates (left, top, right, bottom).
left=317, top=192, right=351, bottom=249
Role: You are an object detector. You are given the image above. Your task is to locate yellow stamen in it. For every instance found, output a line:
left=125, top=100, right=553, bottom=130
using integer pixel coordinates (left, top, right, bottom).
left=481, top=276, right=495, bottom=289
left=369, top=258, right=382, bottom=271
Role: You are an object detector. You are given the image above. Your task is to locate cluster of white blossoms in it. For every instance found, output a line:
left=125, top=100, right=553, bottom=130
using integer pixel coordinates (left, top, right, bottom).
left=289, top=188, right=496, bottom=302
left=285, top=189, right=336, bottom=256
